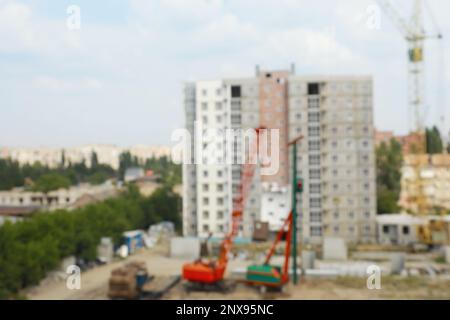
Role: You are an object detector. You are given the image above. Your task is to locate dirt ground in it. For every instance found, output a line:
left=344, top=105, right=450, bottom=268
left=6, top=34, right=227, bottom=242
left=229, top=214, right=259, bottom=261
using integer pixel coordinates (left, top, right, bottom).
left=27, top=247, right=450, bottom=300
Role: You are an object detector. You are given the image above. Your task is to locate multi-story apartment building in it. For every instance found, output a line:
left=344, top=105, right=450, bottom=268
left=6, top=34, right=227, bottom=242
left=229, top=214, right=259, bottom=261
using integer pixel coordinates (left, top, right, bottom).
left=183, top=67, right=377, bottom=244
left=288, top=75, right=376, bottom=244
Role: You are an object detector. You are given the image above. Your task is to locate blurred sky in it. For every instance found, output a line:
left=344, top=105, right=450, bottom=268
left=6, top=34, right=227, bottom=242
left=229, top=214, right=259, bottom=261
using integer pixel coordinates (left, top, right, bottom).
left=0, top=0, right=449, bottom=147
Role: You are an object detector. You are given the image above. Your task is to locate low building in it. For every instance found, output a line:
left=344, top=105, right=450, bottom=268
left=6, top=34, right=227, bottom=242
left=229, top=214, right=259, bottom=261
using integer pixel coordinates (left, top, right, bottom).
left=0, top=182, right=121, bottom=213
left=376, top=213, right=450, bottom=245
left=124, top=167, right=145, bottom=183
left=376, top=214, right=424, bottom=245
left=0, top=206, right=41, bottom=226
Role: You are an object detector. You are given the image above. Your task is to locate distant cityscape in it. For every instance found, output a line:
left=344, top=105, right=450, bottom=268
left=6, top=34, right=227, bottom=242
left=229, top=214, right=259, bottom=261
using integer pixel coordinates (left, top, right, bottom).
left=0, top=145, right=172, bottom=170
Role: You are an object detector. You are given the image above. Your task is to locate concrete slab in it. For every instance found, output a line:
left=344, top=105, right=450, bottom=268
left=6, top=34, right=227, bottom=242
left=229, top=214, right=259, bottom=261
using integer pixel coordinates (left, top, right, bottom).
left=444, top=246, right=450, bottom=264
left=390, top=253, right=406, bottom=275
left=170, top=237, right=200, bottom=259
left=302, top=250, right=316, bottom=269
left=323, top=237, right=348, bottom=261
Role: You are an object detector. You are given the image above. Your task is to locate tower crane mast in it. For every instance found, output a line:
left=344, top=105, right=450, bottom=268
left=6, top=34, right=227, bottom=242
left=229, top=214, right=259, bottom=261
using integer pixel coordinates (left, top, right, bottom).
left=377, top=0, right=443, bottom=153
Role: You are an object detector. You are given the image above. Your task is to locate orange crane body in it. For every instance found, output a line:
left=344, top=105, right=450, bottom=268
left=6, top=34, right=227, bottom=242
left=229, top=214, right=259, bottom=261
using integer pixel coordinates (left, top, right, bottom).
left=182, top=128, right=263, bottom=285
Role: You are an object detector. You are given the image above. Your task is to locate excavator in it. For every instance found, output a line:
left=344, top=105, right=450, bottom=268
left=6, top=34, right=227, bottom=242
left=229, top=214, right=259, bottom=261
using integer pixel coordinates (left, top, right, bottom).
left=182, top=128, right=263, bottom=291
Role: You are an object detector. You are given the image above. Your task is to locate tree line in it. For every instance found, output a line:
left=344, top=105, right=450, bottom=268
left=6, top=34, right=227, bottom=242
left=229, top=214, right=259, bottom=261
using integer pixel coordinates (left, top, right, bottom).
left=0, top=152, right=181, bottom=192
left=0, top=185, right=181, bottom=299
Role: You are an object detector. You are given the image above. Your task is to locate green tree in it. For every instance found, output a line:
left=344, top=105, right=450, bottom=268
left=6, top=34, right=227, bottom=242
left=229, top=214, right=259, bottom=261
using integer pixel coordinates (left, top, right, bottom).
left=0, top=186, right=181, bottom=299
left=32, top=173, right=71, bottom=193
left=60, top=149, right=66, bottom=168
left=119, top=152, right=139, bottom=180
left=0, top=159, right=23, bottom=190
left=376, top=139, right=403, bottom=214
left=426, top=126, right=443, bottom=154
left=90, top=151, right=99, bottom=169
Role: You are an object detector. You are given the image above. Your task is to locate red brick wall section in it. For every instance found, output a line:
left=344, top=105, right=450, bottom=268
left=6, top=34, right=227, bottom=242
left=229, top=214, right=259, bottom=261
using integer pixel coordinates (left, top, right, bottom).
left=258, top=70, right=289, bottom=187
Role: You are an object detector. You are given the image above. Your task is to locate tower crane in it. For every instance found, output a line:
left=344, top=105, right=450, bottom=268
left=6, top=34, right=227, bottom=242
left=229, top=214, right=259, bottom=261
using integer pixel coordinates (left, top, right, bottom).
left=377, top=0, right=443, bottom=153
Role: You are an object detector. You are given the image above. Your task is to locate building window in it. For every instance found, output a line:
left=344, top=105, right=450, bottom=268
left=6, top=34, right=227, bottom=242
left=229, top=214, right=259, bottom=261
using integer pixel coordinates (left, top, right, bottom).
left=202, top=184, right=209, bottom=192
left=334, top=226, right=340, bottom=234
left=308, top=141, right=320, bottom=151
left=309, top=169, right=321, bottom=179
left=231, top=86, right=241, bottom=98
left=218, top=224, right=224, bottom=232
left=310, top=183, right=321, bottom=194
left=203, top=224, right=209, bottom=232
left=203, top=171, right=208, bottom=178
left=217, top=198, right=224, bottom=205
left=311, top=211, right=322, bottom=223
left=309, top=155, right=321, bottom=165
left=201, top=102, right=208, bottom=111
left=310, top=198, right=321, bottom=208
left=203, top=211, right=209, bottom=219
left=217, top=170, right=223, bottom=178
left=311, top=226, right=322, bottom=237
left=308, top=83, right=320, bottom=95
left=217, top=211, right=224, bottom=219
left=308, top=126, right=320, bottom=137
left=308, top=112, right=320, bottom=123
left=217, top=184, right=224, bottom=192
left=383, top=226, right=389, bottom=234
left=202, top=89, right=207, bottom=96
left=231, top=114, right=241, bottom=124
left=403, top=226, right=410, bottom=235
left=203, top=198, right=209, bottom=205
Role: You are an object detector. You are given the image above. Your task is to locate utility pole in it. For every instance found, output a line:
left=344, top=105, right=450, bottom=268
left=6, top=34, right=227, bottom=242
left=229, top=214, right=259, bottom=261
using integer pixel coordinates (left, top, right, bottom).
left=289, top=135, right=303, bottom=285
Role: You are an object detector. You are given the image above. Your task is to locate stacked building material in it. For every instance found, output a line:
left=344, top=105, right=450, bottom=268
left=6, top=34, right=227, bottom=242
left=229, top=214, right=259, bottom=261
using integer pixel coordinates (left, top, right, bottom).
left=108, top=261, right=147, bottom=299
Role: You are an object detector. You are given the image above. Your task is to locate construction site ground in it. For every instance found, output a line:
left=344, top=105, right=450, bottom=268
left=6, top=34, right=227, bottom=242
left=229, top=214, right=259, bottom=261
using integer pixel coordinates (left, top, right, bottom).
left=26, top=244, right=450, bottom=300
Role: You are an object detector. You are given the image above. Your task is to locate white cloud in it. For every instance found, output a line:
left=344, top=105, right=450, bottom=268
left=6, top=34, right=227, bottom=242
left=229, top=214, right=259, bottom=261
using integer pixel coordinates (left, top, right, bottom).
left=0, top=1, right=35, bottom=52
left=1, top=0, right=449, bottom=146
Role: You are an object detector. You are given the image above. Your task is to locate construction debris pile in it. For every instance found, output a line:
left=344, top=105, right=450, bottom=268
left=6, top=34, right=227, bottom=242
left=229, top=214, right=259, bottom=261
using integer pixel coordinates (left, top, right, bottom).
left=108, top=261, right=148, bottom=299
